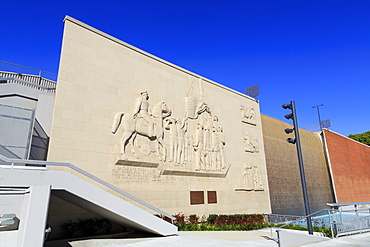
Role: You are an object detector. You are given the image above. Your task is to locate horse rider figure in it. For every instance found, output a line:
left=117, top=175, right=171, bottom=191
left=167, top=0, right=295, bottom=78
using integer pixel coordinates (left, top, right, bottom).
left=133, top=91, right=155, bottom=138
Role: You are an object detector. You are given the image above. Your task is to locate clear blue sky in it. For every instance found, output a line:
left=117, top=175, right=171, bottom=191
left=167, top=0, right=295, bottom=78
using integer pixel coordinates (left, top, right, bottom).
left=1, top=0, right=369, bottom=136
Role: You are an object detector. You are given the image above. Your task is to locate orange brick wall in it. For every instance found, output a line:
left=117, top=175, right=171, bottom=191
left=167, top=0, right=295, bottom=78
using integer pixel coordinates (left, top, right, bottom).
left=324, top=130, right=370, bottom=203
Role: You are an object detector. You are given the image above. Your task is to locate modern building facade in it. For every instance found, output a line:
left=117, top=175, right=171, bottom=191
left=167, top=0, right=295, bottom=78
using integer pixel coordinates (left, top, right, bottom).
left=47, top=16, right=271, bottom=217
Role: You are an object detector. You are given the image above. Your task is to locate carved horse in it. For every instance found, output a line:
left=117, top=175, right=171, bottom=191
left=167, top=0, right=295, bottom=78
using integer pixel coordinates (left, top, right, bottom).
left=111, top=101, right=171, bottom=161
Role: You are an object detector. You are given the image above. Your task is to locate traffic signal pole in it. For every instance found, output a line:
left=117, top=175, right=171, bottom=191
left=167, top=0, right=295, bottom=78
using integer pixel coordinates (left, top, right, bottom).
left=284, top=101, right=313, bottom=235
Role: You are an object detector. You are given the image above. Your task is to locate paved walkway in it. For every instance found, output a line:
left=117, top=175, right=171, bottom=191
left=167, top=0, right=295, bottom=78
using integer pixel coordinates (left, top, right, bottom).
left=47, top=229, right=370, bottom=247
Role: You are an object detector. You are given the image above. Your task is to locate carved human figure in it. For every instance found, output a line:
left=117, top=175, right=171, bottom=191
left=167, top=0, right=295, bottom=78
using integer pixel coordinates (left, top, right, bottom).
left=218, top=126, right=226, bottom=169
left=133, top=91, right=154, bottom=137
left=253, top=166, right=263, bottom=190
left=244, top=132, right=252, bottom=152
left=211, top=116, right=221, bottom=171
left=251, top=137, right=259, bottom=153
left=184, top=134, right=189, bottom=162
left=243, top=164, right=254, bottom=190
left=250, top=107, right=256, bottom=123
left=203, top=125, right=212, bottom=171
left=186, top=135, right=194, bottom=162
left=211, top=126, right=220, bottom=171
left=176, top=118, right=187, bottom=165
left=244, top=132, right=259, bottom=152
left=165, top=117, right=178, bottom=163
left=241, top=105, right=256, bottom=125
left=193, top=122, right=204, bottom=171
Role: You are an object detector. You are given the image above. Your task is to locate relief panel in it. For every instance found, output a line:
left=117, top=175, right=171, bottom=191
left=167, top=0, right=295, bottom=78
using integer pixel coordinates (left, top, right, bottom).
left=235, top=163, right=264, bottom=191
left=111, top=80, right=231, bottom=179
left=244, top=132, right=260, bottom=153
left=240, top=105, right=256, bottom=126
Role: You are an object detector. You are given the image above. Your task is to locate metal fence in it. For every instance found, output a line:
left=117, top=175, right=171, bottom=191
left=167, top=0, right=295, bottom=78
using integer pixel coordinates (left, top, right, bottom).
left=268, top=204, right=370, bottom=238
left=0, top=60, right=57, bottom=82
left=0, top=71, right=56, bottom=92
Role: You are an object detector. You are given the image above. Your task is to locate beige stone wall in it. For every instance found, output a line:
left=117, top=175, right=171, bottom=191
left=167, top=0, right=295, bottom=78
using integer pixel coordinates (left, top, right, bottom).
left=261, top=115, right=334, bottom=216
left=48, top=16, right=271, bottom=216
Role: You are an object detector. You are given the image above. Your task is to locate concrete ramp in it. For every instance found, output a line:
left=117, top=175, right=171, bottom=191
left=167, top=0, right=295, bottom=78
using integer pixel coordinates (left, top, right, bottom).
left=0, top=166, right=177, bottom=247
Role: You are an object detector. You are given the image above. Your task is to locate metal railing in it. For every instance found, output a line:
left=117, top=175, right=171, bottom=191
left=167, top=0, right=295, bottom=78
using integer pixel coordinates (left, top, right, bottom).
left=268, top=206, right=370, bottom=238
left=0, top=154, right=175, bottom=223
left=0, top=71, right=57, bottom=92
left=267, top=214, right=307, bottom=224
left=0, top=60, right=57, bottom=81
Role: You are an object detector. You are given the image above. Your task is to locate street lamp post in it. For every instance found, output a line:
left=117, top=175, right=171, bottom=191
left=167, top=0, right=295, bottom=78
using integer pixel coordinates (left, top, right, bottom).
left=312, top=104, right=324, bottom=131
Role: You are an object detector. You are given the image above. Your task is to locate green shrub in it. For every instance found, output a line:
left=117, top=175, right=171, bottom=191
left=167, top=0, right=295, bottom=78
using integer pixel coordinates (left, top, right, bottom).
left=162, top=213, right=268, bottom=231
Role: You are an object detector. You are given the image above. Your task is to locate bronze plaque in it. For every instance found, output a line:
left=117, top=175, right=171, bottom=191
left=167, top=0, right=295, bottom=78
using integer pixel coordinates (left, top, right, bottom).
left=190, top=191, right=204, bottom=205
left=207, top=191, right=217, bottom=204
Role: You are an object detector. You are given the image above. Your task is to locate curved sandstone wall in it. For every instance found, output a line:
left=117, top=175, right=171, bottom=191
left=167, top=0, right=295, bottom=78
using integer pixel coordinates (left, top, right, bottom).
left=262, top=115, right=334, bottom=215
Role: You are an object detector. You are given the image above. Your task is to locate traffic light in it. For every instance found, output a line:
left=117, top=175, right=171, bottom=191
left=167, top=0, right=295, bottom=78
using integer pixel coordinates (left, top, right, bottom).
left=285, top=113, right=293, bottom=120
left=282, top=103, right=292, bottom=109
left=286, top=138, right=296, bottom=144
left=281, top=100, right=313, bottom=235
left=282, top=103, right=296, bottom=144
left=284, top=128, right=294, bottom=134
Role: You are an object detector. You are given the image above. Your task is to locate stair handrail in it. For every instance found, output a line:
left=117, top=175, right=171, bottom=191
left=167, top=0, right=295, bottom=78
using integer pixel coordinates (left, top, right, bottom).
left=0, top=60, right=57, bottom=77
left=0, top=76, right=56, bottom=91
left=0, top=154, right=175, bottom=222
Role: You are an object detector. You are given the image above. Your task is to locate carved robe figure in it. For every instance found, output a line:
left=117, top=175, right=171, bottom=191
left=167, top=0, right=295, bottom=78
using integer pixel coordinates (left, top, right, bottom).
left=253, top=166, right=264, bottom=190
left=203, top=125, right=212, bottom=171
left=193, top=123, right=204, bottom=171
left=211, top=126, right=220, bottom=171
left=176, top=118, right=187, bottom=165
left=218, top=126, right=226, bottom=169
left=165, top=117, right=178, bottom=163
left=211, top=116, right=222, bottom=171
left=244, top=165, right=255, bottom=190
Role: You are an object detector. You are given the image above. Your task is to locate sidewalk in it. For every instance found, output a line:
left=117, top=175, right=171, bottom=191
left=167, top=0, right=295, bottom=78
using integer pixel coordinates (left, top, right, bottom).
left=68, top=229, right=327, bottom=247
left=52, top=229, right=370, bottom=247
left=302, top=231, right=370, bottom=246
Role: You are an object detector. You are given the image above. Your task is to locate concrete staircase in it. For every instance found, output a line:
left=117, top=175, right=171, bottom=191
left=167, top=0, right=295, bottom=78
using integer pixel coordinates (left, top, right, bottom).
left=0, top=155, right=177, bottom=247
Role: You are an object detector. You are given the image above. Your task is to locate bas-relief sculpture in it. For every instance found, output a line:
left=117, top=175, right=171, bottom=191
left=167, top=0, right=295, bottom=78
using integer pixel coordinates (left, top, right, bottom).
left=193, top=115, right=225, bottom=172
left=244, top=132, right=259, bottom=153
left=235, top=163, right=264, bottom=191
left=238, top=103, right=263, bottom=192
left=111, top=91, right=171, bottom=161
left=241, top=104, right=259, bottom=153
left=241, top=105, right=256, bottom=126
left=111, top=80, right=230, bottom=178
